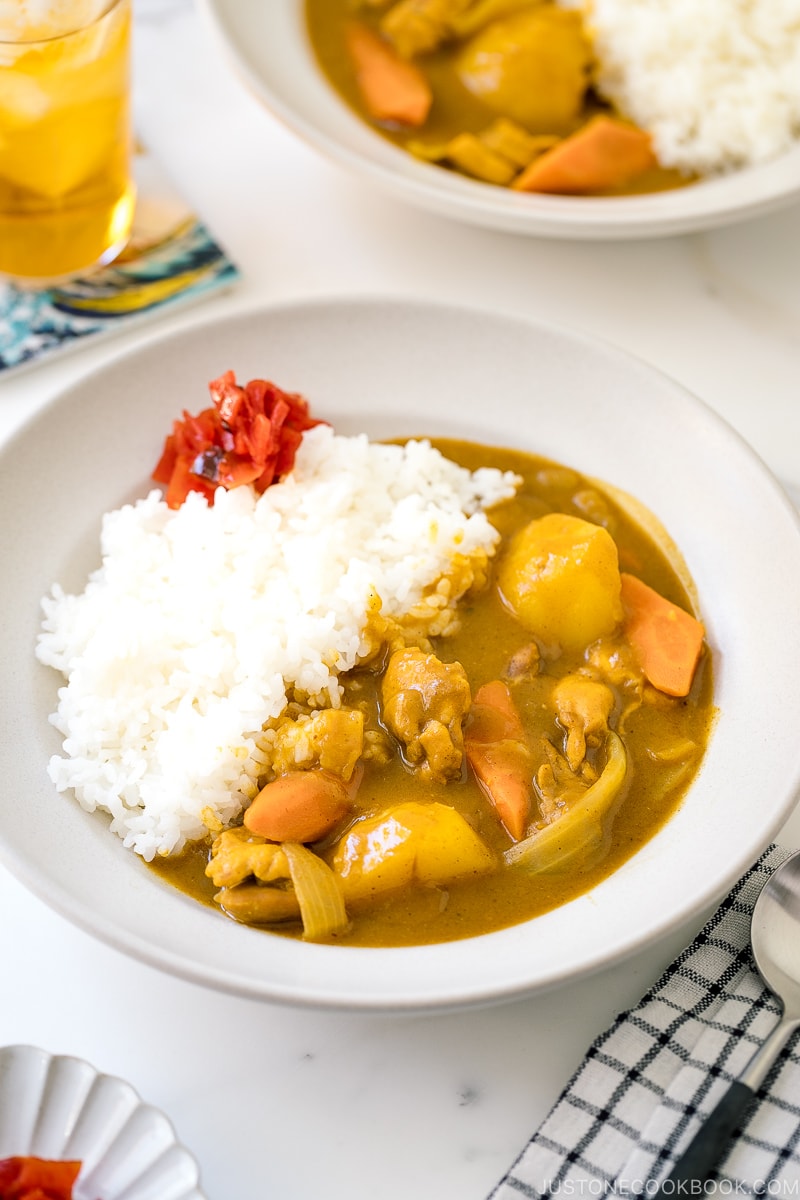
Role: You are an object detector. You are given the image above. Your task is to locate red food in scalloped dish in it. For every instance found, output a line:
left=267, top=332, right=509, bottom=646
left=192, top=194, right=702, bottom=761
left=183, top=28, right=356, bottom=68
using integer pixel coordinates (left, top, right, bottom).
left=0, top=1156, right=82, bottom=1200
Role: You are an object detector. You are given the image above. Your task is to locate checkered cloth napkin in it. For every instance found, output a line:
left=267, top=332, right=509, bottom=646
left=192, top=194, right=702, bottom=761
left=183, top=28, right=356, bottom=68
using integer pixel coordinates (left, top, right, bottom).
left=490, top=843, right=800, bottom=1198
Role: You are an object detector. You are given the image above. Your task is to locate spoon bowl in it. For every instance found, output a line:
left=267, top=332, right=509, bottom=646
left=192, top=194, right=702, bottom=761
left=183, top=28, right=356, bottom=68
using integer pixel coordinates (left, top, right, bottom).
left=657, top=849, right=800, bottom=1189
left=751, top=852, right=800, bottom=1023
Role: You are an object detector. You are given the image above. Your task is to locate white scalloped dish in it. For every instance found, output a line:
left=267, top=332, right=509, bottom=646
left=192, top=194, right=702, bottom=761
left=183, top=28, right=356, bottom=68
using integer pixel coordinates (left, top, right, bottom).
left=0, top=1045, right=205, bottom=1200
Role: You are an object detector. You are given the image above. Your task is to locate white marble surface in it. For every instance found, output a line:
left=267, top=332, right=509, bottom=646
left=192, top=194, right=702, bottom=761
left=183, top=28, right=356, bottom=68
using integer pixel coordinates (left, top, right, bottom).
left=2, top=3, right=800, bottom=1198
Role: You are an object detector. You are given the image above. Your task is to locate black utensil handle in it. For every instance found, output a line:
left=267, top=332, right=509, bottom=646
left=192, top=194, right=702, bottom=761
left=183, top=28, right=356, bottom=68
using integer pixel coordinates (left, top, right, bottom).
left=657, top=1081, right=756, bottom=1190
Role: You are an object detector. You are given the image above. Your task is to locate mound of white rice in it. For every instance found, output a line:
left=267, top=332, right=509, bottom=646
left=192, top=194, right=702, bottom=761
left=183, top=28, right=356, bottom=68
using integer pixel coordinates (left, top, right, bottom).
left=583, top=0, right=800, bottom=174
left=36, top=426, right=519, bottom=861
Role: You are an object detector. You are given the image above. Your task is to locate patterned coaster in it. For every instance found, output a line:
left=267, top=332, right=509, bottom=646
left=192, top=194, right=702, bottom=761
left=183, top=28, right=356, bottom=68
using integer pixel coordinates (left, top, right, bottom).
left=0, top=143, right=239, bottom=376
left=490, top=844, right=800, bottom=1197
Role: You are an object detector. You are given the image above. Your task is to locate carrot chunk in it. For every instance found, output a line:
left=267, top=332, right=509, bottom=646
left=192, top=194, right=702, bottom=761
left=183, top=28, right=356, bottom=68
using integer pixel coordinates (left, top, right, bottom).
left=513, top=115, right=656, bottom=195
left=244, top=769, right=356, bottom=843
left=620, top=572, right=705, bottom=698
left=346, top=21, right=433, bottom=127
left=465, top=680, right=533, bottom=841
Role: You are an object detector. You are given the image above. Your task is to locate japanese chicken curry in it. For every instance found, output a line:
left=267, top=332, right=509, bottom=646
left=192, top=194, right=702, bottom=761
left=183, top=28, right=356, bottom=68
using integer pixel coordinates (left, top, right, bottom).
left=304, top=0, right=691, bottom=196
left=152, top=439, right=715, bottom=947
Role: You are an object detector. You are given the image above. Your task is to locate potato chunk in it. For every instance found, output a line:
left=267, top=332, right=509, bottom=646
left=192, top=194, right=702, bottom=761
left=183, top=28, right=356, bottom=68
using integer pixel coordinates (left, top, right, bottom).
left=331, top=801, right=495, bottom=902
left=497, top=513, right=623, bottom=652
left=456, top=7, right=591, bottom=132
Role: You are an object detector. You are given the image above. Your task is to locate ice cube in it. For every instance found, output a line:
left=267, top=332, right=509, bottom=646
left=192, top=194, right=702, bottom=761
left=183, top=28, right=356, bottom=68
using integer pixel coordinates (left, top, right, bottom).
left=0, top=70, right=51, bottom=125
left=0, top=0, right=113, bottom=41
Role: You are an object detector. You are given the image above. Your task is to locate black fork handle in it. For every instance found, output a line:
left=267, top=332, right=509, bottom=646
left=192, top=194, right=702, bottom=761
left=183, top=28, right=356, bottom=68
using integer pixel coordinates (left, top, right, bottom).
left=653, top=1013, right=800, bottom=1193
left=652, top=1081, right=755, bottom=1193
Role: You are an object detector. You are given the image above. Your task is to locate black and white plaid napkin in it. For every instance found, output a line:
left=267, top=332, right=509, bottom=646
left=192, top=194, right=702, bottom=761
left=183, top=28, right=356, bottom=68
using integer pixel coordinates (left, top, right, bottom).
left=490, top=843, right=800, bottom=1198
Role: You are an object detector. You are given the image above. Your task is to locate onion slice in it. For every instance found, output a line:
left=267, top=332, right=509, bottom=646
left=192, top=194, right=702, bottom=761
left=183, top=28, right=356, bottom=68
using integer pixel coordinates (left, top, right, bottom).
left=504, top=731, right=627, bottom=874
left=283, top=842, right=349, bottom=940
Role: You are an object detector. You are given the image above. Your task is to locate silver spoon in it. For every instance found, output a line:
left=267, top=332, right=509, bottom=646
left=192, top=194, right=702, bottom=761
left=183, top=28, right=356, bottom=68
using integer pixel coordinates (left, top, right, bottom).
left=656, top=849, right=800, bottom=1190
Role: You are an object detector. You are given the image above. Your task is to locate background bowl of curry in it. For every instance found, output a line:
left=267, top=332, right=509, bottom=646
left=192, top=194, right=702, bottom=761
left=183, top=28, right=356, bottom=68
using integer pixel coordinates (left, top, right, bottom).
left=198, top=0, right=800, bottom=240
left=2, top=297, right=800, bottom=1010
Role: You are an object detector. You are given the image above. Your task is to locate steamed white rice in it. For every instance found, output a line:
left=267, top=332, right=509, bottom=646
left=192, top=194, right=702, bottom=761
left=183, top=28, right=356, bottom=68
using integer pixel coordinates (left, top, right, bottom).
left=36, top=426, right=519, bottom=861
left=583, top=0, right=800, bottom=174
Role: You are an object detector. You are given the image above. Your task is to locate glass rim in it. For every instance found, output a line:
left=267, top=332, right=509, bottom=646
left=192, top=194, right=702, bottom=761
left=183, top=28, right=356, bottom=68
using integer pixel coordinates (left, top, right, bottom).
left=0, top=0, right=128, bottom=47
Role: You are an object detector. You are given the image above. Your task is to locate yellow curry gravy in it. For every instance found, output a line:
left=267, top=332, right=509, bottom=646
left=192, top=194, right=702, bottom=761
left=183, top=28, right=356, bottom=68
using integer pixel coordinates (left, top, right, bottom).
left=150, top=439, right=715, bottom=947
left=304, top=0, right=691, bottom=197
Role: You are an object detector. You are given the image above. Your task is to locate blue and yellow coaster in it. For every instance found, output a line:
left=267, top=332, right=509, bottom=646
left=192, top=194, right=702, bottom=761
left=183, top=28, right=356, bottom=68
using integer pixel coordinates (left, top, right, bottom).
left=0, top=145, right=240, bottom=376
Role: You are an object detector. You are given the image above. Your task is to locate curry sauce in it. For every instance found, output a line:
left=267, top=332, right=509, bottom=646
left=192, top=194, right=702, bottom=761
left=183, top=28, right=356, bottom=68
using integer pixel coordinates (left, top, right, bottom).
left=150, top=439, right=714, bottom=946
left=304, top=0, right=691, bottom=196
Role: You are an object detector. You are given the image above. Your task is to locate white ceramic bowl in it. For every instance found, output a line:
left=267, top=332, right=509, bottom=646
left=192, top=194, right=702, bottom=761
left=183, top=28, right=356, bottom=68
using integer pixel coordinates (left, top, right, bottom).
left=2, top=297, right=800, bottom=1011
left=0, top=1045, right=205, bottom=1200
left=198, top=0, right=800, bottom=240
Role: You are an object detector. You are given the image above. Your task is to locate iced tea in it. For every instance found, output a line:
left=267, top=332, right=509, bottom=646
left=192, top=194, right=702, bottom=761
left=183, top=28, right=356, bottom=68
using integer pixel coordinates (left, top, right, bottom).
left=0, top=0, right=135, bottom=282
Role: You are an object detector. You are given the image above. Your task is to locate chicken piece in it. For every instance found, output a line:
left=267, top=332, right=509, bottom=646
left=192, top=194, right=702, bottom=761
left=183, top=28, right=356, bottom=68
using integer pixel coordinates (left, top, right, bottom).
left=408, top=118, right=557, bottom=184
left=450, top=0, right=543, bottom=38
left=206, top=827, right=290, bottom=889
left=481, top=119, right=557, bottom=168
left=586, top=639, right=642, bottom=690
left=553, top=675, right=614, bottom=772
left=214, top=842, right=348, bottom=938
left=381, top=0, right=472, bottom=58
left=411, top=131, right=518, bottom=183
left=457, top=7, right=591, bottom=132
left=508, top=732, right=627, bottom=874
left=215, top=884, right=300, bottom=925
left=503, top=640, right=540, bottom=681
left=586, top=639, right=644, bottom=729
left=362, top=726, right=395, bottom=764
left=381, top=647, right=471, bottom=781
left=535, top=739, right=592, bottom=824
left=571, top=488, right=615, bottom=531
left=270, top=707, right=364, bottom=781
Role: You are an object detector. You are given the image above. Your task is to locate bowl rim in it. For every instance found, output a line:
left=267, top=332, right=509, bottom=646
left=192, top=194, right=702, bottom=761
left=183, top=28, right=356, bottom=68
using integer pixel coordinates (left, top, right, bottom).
left=3, top=294, right=800, bottom=1012
left=196, top=0, right=800, bottom=240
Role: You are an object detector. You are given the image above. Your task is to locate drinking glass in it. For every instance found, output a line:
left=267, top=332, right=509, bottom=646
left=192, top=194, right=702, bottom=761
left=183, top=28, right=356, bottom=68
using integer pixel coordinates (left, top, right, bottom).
left=0, top=0, right=135, bottom=283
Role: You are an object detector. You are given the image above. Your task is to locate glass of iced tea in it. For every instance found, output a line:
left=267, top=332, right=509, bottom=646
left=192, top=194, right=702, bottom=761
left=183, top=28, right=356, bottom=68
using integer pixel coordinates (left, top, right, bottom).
left=0, top=0, right=135, bottom=283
